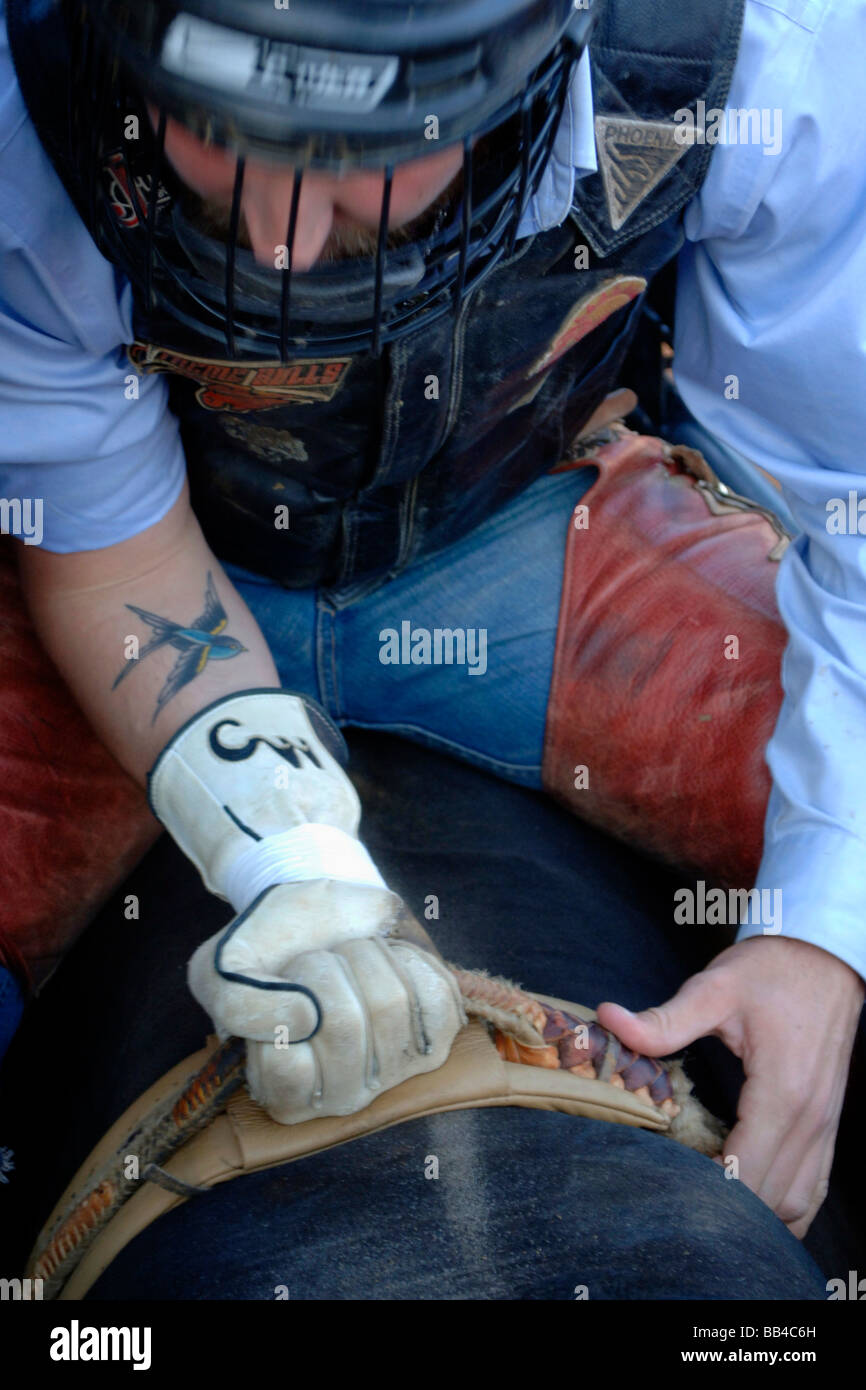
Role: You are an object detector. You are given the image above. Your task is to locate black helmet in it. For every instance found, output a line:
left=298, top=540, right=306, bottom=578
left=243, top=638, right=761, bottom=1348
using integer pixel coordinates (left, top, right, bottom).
left=68, top=0, right=596, bottom=359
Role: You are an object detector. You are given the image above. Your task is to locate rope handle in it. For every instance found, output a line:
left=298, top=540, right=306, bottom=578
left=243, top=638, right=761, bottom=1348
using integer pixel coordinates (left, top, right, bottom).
left=28, top=968, right=702, bottom=1299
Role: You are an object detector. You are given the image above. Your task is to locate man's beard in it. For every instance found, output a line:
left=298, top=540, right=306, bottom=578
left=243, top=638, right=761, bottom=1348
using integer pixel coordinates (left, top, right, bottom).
left=179, top=164, right=465, bottom=266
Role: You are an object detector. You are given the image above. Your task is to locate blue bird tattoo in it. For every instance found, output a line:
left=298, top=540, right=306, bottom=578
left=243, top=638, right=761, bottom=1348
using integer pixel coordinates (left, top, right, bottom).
left=112, top=572, right=247, bottom=723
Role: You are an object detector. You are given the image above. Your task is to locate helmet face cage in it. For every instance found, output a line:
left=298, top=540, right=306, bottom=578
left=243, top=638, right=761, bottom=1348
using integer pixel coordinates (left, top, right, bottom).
left=67, top=0, right=595, bottom=361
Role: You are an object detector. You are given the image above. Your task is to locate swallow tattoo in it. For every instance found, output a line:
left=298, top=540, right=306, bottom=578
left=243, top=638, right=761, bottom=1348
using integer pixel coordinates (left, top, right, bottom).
left=112, top=572, right=247, bottom=723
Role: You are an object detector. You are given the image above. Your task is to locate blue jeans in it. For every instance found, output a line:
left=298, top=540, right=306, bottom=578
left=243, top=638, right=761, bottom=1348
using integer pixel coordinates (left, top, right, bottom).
left=224, top=466, right=598, bottom=782
left=0, top=740, right=832, bottom=1298
left=0, top=469, right=587, bottom=1070
left=0, top=469, right=835, bottom=1296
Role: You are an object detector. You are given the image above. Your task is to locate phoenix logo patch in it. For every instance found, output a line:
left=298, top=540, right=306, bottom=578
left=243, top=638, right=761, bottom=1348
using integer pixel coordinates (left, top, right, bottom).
left=594, top=116, right=688, bottom=232
left=128, top=342, right=351, bottom=412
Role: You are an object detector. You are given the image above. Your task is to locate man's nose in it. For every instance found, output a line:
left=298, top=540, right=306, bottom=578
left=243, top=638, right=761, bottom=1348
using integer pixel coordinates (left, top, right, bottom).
left=240, top=164, right=384, bottom=270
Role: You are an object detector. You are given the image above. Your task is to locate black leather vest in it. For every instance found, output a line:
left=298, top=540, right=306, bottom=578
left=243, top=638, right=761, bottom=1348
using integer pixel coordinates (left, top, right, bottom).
left=8, top=0, right=745, bottom=593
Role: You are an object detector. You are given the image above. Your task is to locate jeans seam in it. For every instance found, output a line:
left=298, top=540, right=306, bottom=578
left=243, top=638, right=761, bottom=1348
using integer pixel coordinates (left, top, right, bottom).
left=341, top=492, right=361, bottom=590
left=315, top=599, right=342, bottom=722
left=375, top=341, right=410, bottom=485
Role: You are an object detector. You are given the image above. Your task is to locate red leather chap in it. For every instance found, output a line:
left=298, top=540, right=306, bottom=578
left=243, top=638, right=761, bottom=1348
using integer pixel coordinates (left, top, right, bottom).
left=542, top=430, right=789, bottom=889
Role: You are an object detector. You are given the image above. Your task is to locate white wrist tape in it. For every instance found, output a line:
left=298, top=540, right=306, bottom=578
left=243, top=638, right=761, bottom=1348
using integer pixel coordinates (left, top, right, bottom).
left=223, top=821, right=388, bottom=916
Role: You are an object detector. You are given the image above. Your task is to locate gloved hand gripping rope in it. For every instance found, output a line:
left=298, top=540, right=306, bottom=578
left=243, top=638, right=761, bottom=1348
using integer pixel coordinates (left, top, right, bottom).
left=30, top=961, right=724, bottom=1300
left=28, top=692, right=725, bottom=1298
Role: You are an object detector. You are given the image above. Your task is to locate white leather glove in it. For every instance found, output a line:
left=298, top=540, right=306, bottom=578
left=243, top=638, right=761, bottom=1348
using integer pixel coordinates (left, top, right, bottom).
left=148, top=689, right=464, bottom=1123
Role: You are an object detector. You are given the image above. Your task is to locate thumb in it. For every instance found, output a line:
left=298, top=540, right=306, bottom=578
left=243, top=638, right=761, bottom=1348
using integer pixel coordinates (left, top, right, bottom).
left=596, top=972, right=729, bottom=1057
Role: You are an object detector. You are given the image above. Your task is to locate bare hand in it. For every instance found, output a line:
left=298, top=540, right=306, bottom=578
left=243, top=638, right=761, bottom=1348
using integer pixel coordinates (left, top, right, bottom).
left=597, top=937, right=864, bottom=1236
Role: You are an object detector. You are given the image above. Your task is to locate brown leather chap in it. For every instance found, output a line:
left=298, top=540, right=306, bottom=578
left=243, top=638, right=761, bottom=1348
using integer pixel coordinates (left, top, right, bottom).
left=542, top=428, right=789, bottom=889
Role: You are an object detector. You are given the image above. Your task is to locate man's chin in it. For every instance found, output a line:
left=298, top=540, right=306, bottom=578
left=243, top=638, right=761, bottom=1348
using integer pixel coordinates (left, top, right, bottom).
left=316, top=217, right=404, bottom=265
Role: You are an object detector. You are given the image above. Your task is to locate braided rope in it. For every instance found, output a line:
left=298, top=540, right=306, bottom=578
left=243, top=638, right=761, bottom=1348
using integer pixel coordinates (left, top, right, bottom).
left=28, top=971, right=680, bottom=1299
left=30, top=1037, right=248, bottom=1299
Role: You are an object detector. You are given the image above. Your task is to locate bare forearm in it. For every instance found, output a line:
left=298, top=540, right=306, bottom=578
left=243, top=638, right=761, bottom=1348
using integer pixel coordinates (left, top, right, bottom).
left=17, top=484, right=280, bottom=785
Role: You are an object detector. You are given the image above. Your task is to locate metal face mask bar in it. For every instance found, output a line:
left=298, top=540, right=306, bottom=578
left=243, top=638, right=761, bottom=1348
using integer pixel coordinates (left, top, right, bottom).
left=66, top=0, right=597, bottom=361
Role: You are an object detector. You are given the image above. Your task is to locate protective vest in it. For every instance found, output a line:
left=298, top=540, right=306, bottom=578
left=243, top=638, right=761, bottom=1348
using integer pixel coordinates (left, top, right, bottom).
left=8, top=0, right=745, bottom=591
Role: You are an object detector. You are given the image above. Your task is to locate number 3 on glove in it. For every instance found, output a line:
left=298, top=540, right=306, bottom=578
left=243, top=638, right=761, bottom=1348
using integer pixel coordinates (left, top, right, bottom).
left=148, top=688, right=465, bottom=1124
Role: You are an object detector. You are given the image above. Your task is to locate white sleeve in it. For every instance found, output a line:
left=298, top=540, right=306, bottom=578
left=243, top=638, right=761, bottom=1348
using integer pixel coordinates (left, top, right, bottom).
left=674, top=0, right=866, bottom=977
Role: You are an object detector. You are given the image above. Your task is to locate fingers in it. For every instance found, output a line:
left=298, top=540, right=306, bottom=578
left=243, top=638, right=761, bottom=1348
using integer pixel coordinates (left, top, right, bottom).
left=188, top=883, right=394, bottom=1041
left=385, top=940, right=466, bottom=1063
left=777, top=1133, right=833, bottom=1238
left=243, top=939, right=463, bottom=1124
left=337, top=937, right=418, bottom=1089
left=720, top=1075, right=800, bottom=1207
left=723, top=1107, right=835, bottom=1239
left=600, top=941, right=859, bottom=1240
left=188, top=932, right=323, bottom=1043
left=778, top=1008, right=853, bottom=1235
left=724, top=1059, right=845, bottom=1237
left=247, top=1028, right=321, bottom=1123
left=786, top=1150, right=833, bottom=1240
left=597, top=968, right=733, bottom=1057
left=247, top=949, right=369, bottom=1121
